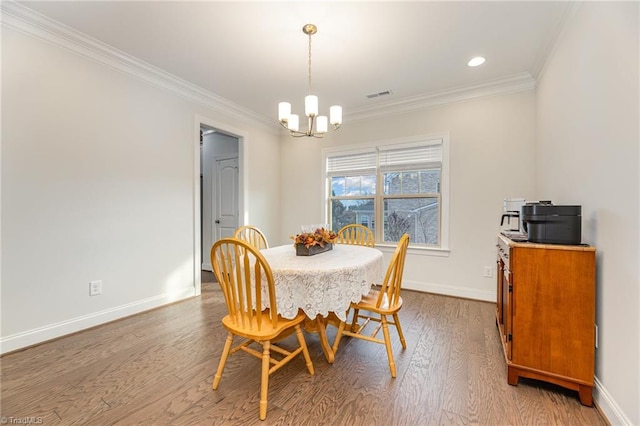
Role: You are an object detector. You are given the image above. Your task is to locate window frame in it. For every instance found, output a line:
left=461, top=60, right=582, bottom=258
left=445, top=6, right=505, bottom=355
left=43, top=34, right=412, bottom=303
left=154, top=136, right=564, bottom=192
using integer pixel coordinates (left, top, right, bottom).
left=323, top=133, right=450, bottom=254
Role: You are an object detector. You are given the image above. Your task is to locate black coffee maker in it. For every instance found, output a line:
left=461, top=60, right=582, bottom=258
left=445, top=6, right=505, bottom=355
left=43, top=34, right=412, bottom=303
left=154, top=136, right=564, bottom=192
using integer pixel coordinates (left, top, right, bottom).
left=521, top=201, right=582, bottom=244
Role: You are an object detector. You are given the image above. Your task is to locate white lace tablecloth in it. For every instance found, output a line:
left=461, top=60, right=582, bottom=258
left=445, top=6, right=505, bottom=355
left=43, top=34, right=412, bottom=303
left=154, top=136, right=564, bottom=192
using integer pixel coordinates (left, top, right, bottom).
left=261, top=244, right=385, bottom=321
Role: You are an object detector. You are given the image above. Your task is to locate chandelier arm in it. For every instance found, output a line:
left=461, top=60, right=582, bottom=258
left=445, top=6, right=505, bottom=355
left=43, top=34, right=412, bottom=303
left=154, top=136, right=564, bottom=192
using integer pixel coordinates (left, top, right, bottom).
left=279, top=120, right=341, bottom=137
left=279, top=120, right=309, bottom=137
left=278, top=120, right=289, bottom=130
left=307, top=115, right=314, bottom=136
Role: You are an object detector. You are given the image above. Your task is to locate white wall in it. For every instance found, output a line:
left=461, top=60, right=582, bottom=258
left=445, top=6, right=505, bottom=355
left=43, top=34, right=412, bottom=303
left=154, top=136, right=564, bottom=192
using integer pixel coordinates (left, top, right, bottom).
left=535, top=2, right=639, bottom=424
left=241, top=136, right=281, bottom=244
left=0, top=25, right=281, bottom=352
left=280, top=90, right=537, bottom=300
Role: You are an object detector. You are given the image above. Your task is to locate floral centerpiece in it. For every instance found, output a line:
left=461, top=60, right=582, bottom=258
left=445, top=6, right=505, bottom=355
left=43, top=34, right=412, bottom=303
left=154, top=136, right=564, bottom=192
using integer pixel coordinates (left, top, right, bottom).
left=291, top=227, right=338, bottom=256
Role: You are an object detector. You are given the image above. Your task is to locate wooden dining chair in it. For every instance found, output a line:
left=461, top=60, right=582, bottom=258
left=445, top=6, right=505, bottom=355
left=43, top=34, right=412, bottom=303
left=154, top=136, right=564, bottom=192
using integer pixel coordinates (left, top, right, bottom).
left=210, top=237, right=314, bottom=420
left=233, top=225, right=269, bottom=250
left=336, top=224, right=375, bottom=248
left=332, top=233, right=410, bottom=377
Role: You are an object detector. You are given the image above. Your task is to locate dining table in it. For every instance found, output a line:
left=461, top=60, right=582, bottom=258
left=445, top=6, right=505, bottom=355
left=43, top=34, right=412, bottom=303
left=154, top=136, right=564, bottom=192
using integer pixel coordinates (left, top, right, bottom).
left=260, top=243, right=385, bottom=363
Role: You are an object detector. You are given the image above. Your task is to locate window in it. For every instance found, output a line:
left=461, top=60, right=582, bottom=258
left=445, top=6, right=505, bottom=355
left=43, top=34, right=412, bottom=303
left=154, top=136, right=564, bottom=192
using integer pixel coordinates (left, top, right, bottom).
left=327, top=151, right=376, bottom=236
left=325, top=136, right=448, bottom=249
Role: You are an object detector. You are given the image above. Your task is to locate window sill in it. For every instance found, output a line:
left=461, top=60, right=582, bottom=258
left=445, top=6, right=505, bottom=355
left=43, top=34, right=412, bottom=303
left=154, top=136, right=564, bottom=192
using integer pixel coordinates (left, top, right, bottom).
left=375, top=243, right=450, bottom=257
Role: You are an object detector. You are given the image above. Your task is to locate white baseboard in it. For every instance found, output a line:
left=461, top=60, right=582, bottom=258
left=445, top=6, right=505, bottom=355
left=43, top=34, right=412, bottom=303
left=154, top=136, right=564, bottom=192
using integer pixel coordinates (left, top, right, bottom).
left=593, top=375, right=633, bottom=425
left=0, top=287, right=196, bottom=355
left=403, top=279, right=495, bottom=302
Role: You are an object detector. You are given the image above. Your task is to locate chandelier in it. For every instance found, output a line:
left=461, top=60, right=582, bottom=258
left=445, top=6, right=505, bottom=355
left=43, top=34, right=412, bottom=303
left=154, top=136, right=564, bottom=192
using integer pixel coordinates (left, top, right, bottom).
left=278, top=24, right=342, bottom=138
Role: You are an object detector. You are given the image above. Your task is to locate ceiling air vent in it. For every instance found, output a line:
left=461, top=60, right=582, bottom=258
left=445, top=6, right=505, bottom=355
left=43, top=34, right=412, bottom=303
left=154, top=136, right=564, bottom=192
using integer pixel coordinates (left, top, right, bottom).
left=366, top=90, right=393, bottom=99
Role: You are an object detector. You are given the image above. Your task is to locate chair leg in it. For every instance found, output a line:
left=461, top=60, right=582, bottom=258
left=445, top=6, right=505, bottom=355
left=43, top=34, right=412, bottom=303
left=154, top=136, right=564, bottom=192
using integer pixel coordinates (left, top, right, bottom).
left=350, top=308, right=360, bottom=332
left=393, top=313, right=407, bottom=349
left=213, top=333, right=233, bottom=390
left=332, top=319, right=346, bottom=354
left=294, top=325, right=315, bottom=375
left=381, top=316, right=397, bottom=378
left=343, top=307, right=351, bottom=322
left=259, top=341, right=271, bottom=420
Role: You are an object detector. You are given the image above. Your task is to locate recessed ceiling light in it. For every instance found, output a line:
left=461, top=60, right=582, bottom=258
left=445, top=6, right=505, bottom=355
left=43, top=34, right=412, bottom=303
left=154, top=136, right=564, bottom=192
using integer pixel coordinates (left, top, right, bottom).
left=467, top=56, right=486, bottom=67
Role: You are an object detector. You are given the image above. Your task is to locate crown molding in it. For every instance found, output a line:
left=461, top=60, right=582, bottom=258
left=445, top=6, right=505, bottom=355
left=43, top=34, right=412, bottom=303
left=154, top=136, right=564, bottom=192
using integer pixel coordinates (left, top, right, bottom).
left=1, top=1, right=278, bottom=134
left=346, top=72, right=537, bottom=123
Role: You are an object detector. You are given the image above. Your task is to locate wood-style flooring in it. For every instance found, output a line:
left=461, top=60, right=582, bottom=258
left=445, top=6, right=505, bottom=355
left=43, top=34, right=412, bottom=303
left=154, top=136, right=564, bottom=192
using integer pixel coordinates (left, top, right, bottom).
left=1, top=272, right=608, bottom=425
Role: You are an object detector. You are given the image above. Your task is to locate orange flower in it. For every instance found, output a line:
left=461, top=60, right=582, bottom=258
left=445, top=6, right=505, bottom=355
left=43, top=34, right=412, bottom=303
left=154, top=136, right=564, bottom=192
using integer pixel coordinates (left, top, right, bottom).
left=291, top=228, right=338, bottom=248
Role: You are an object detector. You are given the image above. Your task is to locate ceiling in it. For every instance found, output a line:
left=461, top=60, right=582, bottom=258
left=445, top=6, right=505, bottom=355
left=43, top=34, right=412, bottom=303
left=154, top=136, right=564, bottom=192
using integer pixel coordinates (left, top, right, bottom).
left=15, top=1, right=573, bottom=124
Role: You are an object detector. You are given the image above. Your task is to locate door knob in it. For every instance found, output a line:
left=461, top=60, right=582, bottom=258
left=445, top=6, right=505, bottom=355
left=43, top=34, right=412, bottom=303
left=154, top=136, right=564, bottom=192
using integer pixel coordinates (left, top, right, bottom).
left=215, top=220, right=220, bottom=224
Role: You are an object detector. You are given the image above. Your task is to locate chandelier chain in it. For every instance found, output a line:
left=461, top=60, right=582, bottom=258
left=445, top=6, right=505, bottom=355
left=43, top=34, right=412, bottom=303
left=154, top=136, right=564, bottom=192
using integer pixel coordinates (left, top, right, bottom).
left=307, top=31, right=312, bottom=95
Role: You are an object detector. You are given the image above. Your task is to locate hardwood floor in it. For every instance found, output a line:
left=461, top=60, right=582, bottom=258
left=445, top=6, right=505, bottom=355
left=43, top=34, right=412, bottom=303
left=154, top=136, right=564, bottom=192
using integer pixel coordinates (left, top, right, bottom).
left=1, top=272, right=608, bottom=425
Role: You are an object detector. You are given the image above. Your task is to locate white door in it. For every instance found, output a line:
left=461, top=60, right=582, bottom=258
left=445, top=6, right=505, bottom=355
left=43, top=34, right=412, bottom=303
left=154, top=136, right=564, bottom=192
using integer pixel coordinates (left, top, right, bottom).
left=214, top=157, right=239, bottom=242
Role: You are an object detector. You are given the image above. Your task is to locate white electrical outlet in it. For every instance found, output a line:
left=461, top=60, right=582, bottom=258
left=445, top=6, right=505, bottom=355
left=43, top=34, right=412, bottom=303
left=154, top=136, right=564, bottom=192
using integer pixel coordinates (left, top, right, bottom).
left=483, top=266, right=493, bottom=278
left=90, top=280, right=102, bottom=296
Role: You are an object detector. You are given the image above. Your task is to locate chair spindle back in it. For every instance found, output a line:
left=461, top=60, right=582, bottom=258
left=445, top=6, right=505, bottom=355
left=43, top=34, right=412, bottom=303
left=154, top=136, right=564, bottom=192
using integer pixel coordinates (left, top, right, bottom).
left=233, top=225, right=269, bottom=250
left=211, top=237, right=278, bottom=330
left=336, top=224, right=375, bottom=247
left=376, top=233, right=410, bottom=309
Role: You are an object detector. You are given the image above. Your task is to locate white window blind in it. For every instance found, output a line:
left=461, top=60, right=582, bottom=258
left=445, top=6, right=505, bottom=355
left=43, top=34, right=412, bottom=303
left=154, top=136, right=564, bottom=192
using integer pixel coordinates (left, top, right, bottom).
left=379, top=142, right=442, bottom=172
left=327, top=151, right=377, bottom=176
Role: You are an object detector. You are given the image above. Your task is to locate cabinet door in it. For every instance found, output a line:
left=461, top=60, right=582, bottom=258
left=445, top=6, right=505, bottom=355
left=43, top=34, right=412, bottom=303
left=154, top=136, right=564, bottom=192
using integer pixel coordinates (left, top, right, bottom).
left=511, top=247, right=595, bottom=381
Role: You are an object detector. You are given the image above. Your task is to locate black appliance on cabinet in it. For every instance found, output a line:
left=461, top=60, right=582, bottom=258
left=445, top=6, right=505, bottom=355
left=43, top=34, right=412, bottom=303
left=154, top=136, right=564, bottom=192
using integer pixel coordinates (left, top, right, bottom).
left=521, top=201, right=582, bottom=245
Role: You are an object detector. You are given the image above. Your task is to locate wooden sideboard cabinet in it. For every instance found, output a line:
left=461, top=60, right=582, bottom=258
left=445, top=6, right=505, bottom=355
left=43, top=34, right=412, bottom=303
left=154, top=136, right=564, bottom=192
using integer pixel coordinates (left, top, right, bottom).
left=496, top=234, right=596, bottom=405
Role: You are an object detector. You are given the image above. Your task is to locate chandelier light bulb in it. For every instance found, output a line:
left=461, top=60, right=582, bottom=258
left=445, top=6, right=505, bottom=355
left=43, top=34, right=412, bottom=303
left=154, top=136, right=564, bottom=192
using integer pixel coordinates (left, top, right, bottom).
left=278, top=102, right=291, bottom=122
left=329, top=105, right=342, bottom=125
left=305, top=95, right=318, bottom=117
left=287, top=114, right=299, bottom=132
left=316, top=116, right=328, bottom=133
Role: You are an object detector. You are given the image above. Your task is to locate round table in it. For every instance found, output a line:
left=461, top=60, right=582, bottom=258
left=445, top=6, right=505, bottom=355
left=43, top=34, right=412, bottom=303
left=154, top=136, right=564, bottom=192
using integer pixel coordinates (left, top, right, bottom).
left=261, top=243, right=384, bottom=362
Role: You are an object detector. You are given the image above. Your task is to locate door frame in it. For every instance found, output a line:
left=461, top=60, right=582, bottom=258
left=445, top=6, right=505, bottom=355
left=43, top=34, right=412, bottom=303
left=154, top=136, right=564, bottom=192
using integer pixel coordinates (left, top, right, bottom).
left=194, top=114, right=247, bottom=296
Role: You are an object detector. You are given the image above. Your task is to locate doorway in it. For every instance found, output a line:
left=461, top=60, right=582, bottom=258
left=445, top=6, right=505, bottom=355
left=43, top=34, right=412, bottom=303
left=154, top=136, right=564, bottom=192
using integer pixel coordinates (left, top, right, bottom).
left=200, top=124, right=240, bottom=272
